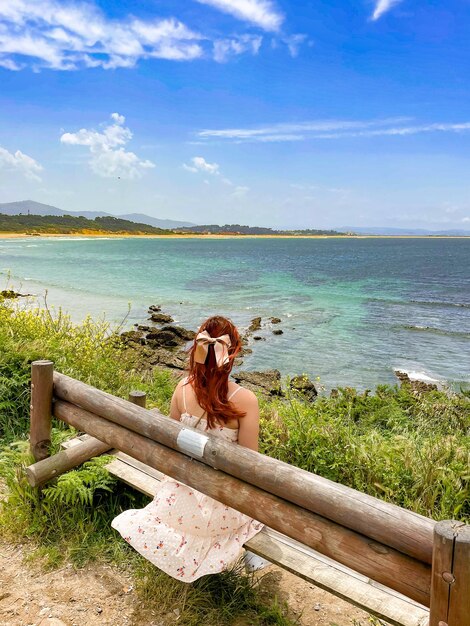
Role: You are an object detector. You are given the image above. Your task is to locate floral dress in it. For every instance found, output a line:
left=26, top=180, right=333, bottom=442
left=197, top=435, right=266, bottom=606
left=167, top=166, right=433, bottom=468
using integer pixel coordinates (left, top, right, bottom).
left=111, top=386, right=263, bottom=582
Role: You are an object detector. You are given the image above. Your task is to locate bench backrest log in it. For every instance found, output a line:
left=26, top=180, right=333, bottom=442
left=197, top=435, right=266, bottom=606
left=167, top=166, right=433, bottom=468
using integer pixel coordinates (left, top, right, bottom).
left=28, top=361, right=470, bottom=626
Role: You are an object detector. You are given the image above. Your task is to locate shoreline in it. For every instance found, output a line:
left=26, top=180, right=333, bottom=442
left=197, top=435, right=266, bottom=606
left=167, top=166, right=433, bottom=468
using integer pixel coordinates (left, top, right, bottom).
left=0, top=232, right=469, bottom=240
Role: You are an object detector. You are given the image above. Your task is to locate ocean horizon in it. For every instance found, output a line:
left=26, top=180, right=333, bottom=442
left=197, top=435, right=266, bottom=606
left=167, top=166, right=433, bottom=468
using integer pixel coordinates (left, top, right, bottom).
left=1, top=235, right=469, bottom=391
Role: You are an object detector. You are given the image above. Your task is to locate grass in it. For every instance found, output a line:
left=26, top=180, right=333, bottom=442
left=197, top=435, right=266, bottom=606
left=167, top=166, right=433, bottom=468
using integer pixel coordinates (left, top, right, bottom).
left=0, top=295, right=468, bottom=624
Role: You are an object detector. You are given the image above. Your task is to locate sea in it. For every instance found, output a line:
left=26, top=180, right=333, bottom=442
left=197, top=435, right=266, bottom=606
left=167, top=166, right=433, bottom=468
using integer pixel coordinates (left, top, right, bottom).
left=1, top=236, right=469, bottom=391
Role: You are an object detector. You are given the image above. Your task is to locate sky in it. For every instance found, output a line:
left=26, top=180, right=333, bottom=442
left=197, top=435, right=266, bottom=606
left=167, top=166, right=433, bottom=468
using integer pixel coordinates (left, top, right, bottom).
left=1, top=0, right=470, bottom=230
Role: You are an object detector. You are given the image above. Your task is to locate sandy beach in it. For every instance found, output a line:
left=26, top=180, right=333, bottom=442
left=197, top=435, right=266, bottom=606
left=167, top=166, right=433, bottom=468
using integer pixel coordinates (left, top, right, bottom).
left=0, top=232, right=468, bottom=240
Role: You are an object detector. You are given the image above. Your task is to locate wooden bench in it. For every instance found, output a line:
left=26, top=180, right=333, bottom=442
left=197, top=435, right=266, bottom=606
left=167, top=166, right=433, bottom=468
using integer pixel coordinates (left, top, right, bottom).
left=26, top=362, right=470, bottom=626
left=63, top=434, right=429, bottom=626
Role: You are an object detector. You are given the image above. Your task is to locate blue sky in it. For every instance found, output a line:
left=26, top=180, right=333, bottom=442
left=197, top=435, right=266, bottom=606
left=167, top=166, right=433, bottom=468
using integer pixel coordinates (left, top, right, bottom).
left=1, top=0, right=470, bottom=229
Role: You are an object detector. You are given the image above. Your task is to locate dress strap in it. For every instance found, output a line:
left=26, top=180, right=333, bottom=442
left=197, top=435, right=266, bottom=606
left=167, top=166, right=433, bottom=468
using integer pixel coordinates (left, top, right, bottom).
left=228, top=386, right=242, bottom=401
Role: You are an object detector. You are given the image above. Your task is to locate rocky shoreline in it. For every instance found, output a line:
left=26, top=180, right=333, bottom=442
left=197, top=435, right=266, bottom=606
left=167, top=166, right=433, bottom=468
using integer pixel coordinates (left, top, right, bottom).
left=121, top=305, right=439, bottom=400
left=120, top=305, right=319, bottom=399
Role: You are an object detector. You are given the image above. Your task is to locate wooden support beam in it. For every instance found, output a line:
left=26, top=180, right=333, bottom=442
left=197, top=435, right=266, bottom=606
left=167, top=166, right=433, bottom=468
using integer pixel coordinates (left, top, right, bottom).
left=30, top=360, right=54, bottom=461
left=53, top=371, right=435, bottom=564
left=25, top=436, right=111, bottom=487
left=53, top=399, right=431, bottom=606
left=25, top=390, right=147, bottom=487
left=430, top=521, right=470, bottom=626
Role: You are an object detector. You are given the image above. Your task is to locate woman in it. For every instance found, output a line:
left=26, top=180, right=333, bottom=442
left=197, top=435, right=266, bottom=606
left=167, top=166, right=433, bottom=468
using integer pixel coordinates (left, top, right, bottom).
left=112, top=315, right=264, bottom=582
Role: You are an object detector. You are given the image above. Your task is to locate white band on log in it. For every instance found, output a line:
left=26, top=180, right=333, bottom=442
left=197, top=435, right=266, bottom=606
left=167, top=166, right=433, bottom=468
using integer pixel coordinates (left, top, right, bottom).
left=176, top=428, right=209, bottom=459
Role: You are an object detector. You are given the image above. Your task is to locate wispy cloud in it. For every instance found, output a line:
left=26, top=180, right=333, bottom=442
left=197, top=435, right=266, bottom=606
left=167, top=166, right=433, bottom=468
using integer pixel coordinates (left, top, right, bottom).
left=371, top=0, right=404, bottom=21
left=198, top=118, right=470, bottom=142
left=0, top=0, right=298, bottom=70
left=183, top=155, right=249, bottom=196
left=0, top=0, right=204, bottom=70
left=198, top=118, right=410, bottom=142
left=195, top=0, right=283, bottom=32
left=0, top=146, right=43, bottom=181
left=60, top=113, right=155, bottom=179
left=213, top=34, right=262, bottom=62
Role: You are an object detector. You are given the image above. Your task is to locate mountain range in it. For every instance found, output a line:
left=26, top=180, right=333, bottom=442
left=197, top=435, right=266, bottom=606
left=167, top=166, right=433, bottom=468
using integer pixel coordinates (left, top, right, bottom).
left=0, top=200, right=196, bottom=230
left=1, top=200, right=468, bottom=236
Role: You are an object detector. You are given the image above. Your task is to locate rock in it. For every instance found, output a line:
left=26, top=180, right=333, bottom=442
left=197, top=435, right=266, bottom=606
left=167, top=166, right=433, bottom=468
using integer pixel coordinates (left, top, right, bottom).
left=160, top=325, right=195, bottom=341
left=289, top=375, right=318, bottom=402
left=394, top=370, right=438, bottom=393
left=135, top=324, right=151, bottom=332
left=148, top=312, right=174, bottom=324
left=147, top=330, right=181, bottom=348
left=146, top=326, right=195, bottom=348
left=120, top=330, right=144, bottom=344
left=270, top=317, right=282, bottom=324
left=148, top=305, right=162, bottom=312
left=248, top=317, right=262, bottom=332
left=0, top=289, right=31, bottom=299
left=149, top=348, right=187, bottom=370
left=253, top=336, right=265, bottom=341
left=233, top=370, right=282, bottom=396
left=272, top=329, right=283, bottom=335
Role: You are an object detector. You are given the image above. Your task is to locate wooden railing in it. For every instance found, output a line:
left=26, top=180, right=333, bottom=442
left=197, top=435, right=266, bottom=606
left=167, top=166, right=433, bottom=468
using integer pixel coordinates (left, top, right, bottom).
left=26, top=361, right=470, bottom=626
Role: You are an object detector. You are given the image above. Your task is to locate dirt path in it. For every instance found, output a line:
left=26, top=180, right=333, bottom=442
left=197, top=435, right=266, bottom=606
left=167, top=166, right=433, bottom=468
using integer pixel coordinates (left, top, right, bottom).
left=0, top=538, right=373, bottom=626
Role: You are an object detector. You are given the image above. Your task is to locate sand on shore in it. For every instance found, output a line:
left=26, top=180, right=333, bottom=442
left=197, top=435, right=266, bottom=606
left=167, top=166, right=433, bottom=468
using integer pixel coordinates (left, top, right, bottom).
left=0, top=232, right=468, bottom=240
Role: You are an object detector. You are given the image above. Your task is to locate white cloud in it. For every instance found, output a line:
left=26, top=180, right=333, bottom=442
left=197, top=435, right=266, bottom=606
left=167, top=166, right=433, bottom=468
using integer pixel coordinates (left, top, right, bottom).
left=0, top=146, right=43, bottom=181
left=183, top=156, right=249, bottom=197
left=183, top=156, right=220, bottom=175
left=232, top=185, right=249, bottom=197
left=282, top=33, right=308, bottom=58
left=0, top=1, right=204, bottom=70
left=195, top=0, right=283, bottom=32
left=60, top=113, right=155, bottom=179
left=198, top=118, right=470, bottom=142
left=371, top=0, right=404, bottom=21
left=213, top=34, right=262, bottom=62
left=462, top=217, right=470, bottom=223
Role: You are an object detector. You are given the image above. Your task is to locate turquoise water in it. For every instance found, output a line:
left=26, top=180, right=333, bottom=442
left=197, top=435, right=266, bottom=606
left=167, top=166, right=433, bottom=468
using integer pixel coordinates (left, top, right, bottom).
left=1, top=236, right=469, bottom=390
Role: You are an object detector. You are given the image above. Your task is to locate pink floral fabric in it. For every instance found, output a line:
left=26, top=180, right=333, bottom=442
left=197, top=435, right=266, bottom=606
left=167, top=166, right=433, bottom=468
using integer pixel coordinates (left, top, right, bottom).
left=111, top=414, right=263, bottom=582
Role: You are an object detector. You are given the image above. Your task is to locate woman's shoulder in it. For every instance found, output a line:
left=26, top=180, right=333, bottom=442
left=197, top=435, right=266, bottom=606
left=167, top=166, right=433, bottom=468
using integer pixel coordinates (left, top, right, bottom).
left=229, top=382, right=258, bottom=405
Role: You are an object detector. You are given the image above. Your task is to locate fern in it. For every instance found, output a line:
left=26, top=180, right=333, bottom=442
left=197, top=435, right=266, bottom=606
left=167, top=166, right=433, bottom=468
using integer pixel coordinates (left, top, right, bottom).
left=42, top=456, right=116, bottom=507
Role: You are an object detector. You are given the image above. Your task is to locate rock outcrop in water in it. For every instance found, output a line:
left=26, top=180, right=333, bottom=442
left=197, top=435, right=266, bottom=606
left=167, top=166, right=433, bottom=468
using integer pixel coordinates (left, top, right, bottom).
left=0, top=289, right=31, bottom=299
left=394, top=370, right=439, bottom=393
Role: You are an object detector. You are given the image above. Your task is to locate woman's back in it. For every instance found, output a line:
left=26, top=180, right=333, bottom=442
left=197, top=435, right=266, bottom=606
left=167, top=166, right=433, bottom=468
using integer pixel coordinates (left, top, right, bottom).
left=112, top=315, right=263, bottom=581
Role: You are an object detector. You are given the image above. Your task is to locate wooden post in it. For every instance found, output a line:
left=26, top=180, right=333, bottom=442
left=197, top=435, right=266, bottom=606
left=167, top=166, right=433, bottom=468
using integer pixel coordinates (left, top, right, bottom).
left=53, top=398, right=432, bottom=606
left=30, top=360, right=54, bottom=461
left=25, top=390, right=147, bottom=487
left=53, top=371, right=435, bottom=564
left=128, top=390, right=146, bottom=408
left=430, top=521, right=470, bottom=626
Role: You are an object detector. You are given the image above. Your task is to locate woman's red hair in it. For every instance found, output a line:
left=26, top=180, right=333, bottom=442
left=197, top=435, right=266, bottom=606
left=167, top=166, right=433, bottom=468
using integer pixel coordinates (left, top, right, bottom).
left=187, top=315, right=246, bottom=429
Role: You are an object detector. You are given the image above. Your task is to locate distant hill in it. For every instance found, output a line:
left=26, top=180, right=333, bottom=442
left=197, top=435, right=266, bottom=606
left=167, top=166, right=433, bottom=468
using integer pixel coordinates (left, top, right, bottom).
left=118, top=213, right=195, bottom=229
left=339, top=226, right=470, bottom=236
left=0, top=200, right=195, bottom=230
left=177, top=224, right=346, bottom=236
left=0, top=213, right=173, bottom=235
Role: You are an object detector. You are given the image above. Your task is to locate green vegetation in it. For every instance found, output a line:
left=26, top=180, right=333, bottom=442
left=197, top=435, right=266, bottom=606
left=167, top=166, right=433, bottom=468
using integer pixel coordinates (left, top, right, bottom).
left=0, top=296, right=468, bottom=624
left=0, top=213, right=173, bottom=235
left=178, top=224, right=348, bottom=236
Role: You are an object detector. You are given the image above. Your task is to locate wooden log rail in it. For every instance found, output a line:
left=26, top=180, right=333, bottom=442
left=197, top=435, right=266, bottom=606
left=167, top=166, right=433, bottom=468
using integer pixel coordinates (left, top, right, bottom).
left=52, top=371, right=435, bottom=564
left=27, top=362, right=470, bottom=626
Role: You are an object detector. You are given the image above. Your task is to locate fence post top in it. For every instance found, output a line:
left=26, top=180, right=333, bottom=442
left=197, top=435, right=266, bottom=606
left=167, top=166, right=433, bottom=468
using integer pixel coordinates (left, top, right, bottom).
left=31, top=359, right=54, bottom=367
